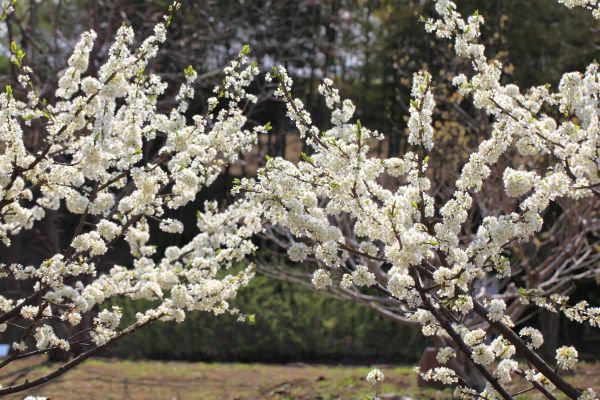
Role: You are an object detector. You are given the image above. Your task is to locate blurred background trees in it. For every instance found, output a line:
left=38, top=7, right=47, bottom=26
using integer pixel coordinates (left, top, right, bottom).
left=1, top=0, right=599, bottom=363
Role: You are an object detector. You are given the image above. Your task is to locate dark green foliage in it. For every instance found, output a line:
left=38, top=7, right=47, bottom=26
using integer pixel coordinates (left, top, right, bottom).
left=107, top=275, right=425, bottom=363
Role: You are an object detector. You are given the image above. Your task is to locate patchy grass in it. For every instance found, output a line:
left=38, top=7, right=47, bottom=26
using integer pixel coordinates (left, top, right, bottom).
left=0, top=357, right=598, bottom=399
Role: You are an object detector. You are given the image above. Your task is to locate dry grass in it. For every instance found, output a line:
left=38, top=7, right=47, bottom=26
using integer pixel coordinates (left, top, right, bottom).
left=1, top=356, right=598, bottom=399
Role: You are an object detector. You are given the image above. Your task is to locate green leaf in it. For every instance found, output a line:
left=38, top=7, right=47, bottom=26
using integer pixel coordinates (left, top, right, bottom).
left=240, top=44, right=251, bottom=56
left=300, top=152, right=314, bottom=164
left=184, top=65, right=195, bottom=77
left=9, top=42, right=25, bottom=67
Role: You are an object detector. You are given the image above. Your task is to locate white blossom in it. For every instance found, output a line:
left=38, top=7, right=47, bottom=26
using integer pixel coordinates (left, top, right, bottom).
left=520, top=327, right=544, bottom=350
left=487, top=299, right=506, bottom=322
left=556, top=346, right=578, bottom=370
left=418, top=367, right=458, bottom=385
left=579, top=389, right=599, bottom=400
left=311, top=269, right=332, bottom=290
left=436, top=347, right=456, bottom=364
left=495, top=359, right=518, bottom=384
left=351, top=265, right=376, bottom=287
left=366, top=368, right=385, bottom=386
left=287, top=242, right=311, bottom=262
left=159, top=218, right=184, bottom=234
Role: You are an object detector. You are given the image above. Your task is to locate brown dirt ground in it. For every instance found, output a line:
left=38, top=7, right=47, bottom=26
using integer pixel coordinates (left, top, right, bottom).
left=1, top=356, right=598, bottom=399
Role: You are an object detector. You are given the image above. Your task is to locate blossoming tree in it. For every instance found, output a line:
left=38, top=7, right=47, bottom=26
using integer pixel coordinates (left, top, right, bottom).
left=1, top=0, right=600, bottom=398
left=233, top=1, right=600, bottom=398
left=254, top=0, right=600, bottom=388
left=0, top=1, right=265, bottom=395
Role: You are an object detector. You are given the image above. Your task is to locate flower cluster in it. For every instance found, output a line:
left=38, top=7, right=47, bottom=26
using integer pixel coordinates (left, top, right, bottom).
left=557, top=0, right=600, bottom=18
left=0, top=5, right=265, bottom=394
left=366, top=368, right=385, bottom=385
left=556, top=346, right=579, bottom=370
left=233, top=1, right=600, bottom=398
left=522, top=290, right=600, bottom=328
left=418, top=367, right=459, bottom=385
